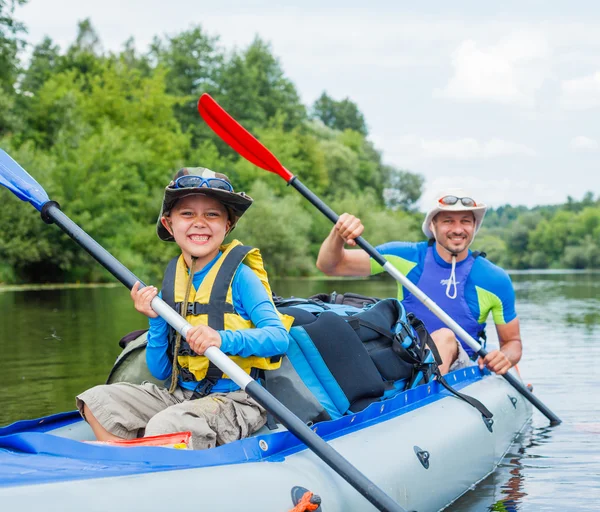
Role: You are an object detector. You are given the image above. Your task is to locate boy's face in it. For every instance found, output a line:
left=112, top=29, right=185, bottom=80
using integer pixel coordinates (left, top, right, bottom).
left=161, top=195, right=231, bottom=268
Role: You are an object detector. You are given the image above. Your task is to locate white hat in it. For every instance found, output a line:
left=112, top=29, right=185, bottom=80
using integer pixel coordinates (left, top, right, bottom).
left=422, top=188, right=487, bottom=239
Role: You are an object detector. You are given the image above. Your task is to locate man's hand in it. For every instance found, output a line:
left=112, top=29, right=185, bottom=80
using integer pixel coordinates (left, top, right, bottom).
left=478, top=350, right=512, bottom=375
left=334, top=213, right=365, bottom=246
left=130, top=281, right=158, bottom=318
left=186, top=325, right=222, bottom=355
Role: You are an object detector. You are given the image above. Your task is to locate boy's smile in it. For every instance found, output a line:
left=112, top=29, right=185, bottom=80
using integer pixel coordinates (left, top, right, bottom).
left=161, top=195, right=231, bottom=269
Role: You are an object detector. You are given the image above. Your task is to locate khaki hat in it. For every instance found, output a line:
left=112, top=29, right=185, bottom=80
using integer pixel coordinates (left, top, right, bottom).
left=422, top=188, right=487, bottom=239
left=157, top=167, right=253, bottom=242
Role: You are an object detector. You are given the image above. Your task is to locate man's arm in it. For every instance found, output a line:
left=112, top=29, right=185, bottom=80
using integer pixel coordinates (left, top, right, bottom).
left=478, top=318, right=522, bottom=375
left=316, top=213, right=371, bottom=276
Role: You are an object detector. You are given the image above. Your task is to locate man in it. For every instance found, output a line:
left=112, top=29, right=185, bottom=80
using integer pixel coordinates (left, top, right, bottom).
left=316, top=188, right=522, bottom=375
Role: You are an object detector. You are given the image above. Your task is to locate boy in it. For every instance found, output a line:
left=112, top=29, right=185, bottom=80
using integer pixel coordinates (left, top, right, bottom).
left=77, top=168, right=292, bottom=449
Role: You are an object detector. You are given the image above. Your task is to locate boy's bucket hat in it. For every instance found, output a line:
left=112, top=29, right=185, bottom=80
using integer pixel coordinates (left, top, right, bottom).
left=157, top=167, right=253, bottom=241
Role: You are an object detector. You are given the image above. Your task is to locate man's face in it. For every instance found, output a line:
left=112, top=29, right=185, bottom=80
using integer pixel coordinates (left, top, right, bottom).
left=432, top=211, right=476, bottom=256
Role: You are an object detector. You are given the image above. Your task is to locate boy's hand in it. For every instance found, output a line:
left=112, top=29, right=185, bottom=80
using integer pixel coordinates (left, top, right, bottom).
left=186, top=325, right=222, bottom=355
left=334, top=213, right=364, bottom=247
left=478, top=350, right=511, bottom=375
left=130, top=281, right=159, bottom=318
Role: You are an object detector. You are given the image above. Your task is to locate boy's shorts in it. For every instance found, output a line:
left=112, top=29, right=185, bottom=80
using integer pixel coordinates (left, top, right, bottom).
left=77, top=381, right=266, bottom=450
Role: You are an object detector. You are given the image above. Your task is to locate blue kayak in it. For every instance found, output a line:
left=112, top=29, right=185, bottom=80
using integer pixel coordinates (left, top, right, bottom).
left=0, top=367, right=532, bottom=512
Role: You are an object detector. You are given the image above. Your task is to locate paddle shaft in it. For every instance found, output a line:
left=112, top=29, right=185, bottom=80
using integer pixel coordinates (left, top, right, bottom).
left=290, top=178, right=562, bottom=426
left=41, top=201, right=407, bottom=512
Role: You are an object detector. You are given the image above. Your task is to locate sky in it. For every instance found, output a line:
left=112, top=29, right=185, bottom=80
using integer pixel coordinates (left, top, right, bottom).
left=14, top=0, right=600, bottom=208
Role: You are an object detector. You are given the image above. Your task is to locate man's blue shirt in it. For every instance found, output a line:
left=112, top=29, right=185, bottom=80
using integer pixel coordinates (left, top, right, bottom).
left=371, top=241, right=517, bottom=326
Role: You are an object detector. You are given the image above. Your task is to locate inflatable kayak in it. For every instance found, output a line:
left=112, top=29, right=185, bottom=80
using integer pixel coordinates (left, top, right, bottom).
left=0, top=365, right=532, bottom=512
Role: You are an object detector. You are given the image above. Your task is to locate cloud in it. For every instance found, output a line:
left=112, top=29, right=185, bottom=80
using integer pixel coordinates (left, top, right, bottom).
left=436, top=32, right=550, bottom=106
left=389, top=135, right=536, bottom=160
left=570, top=136, right=598, bottom=151
left=560, top=72, right=600, bottom=109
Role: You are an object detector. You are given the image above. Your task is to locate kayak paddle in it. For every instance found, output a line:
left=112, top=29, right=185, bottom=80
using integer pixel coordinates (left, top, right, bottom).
left=0, top=148, right=408, bottom=512
left=197, top=92, right=562, bottom=427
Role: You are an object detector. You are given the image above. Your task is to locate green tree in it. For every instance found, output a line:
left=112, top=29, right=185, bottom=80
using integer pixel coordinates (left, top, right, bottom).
left=216, top=37, right=306, bottom=133
left=150, top=26, right=221, bottom=145
left=472, top=232, right=508, bottom=267
left=60, top=19, right=105, bottom=82
left=20, top=36, right=61, bottom=94
left=0, top=0, right=26, bottom=92
left=231, top=180, right=314, bottom=276
left=150, top=26, right=220, bottom=98
left=230, top=118, right=328, bottom=197
left=0, top=0, right=26, bottom=135
left=383, top=167, right=424, bottom=211
left=311, top=92, right=368, bottom=135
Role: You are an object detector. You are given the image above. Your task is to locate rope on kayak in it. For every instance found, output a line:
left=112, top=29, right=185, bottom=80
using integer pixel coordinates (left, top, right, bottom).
left=169, top=256, right=197, bottom=394
left=289, top=490, right=321, bottom=512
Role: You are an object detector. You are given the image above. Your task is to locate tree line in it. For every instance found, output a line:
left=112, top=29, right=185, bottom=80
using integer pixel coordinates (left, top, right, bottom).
left=0, top=2, right=598, bottom=285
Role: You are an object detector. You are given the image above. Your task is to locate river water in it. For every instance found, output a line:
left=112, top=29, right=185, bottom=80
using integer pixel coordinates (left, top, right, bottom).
left=0, top=272, right=598, bottom=511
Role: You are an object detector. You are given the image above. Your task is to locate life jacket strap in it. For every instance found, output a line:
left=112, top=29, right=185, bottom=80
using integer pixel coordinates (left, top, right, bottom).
left=190, top=363, right=223, bottom=399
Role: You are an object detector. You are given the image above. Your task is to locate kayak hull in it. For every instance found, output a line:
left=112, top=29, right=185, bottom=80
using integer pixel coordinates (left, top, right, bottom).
left=0, top=369, right=532, bottom=512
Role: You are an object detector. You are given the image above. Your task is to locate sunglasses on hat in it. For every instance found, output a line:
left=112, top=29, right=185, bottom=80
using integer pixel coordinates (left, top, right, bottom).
left=438, top=195, right=477, bottom=207
left=172, top=175, right=233, bottom=192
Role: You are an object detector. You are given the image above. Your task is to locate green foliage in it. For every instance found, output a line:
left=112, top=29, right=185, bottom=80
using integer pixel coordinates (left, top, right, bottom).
left=311, top=92, right=368, bottom=135
left=384, top=167, right=425, bottom=211
left=471, top=232, right=508, bottom=267
left=2, top=14, right=598, bottom=282
left=216, top=37, right=306, bottom=133
left=231, top=180, right=313, bottom=277
left=0, top=16, right=427, bottom=283
left=20, top=36, right=61, bottom=95
left=479, top=197, right=600, bottom=270
left=0, top=0, right=26, bottom=93
left=0, top=0, right=26, bottom=135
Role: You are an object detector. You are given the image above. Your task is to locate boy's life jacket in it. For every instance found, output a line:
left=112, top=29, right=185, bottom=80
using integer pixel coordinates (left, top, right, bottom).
left=161, top=240, right=294, bottom=394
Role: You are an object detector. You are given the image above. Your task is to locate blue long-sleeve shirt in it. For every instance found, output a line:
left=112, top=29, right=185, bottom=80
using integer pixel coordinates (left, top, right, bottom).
left=146, top=252, right=289, bottom=393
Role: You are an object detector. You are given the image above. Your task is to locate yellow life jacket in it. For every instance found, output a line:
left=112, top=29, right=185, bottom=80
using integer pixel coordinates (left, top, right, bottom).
left=161, top=240, right=294, bottom=388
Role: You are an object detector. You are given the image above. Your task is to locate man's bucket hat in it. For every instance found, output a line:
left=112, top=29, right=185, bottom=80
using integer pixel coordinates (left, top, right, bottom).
left=422, top=188, right=487, bottom=239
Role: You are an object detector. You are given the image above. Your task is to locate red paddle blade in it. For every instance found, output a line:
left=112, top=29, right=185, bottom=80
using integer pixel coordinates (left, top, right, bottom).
left=198, top=94, right=294, bottom=182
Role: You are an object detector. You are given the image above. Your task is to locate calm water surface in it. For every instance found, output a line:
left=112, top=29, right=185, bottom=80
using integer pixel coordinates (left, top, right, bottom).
left=0, top=273, right=598, bottom=511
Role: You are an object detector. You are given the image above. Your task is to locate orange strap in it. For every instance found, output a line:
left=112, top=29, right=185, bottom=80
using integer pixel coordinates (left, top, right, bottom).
left=289, top=491, right=321, bottom=512
left=513, top=364, right=522, bottom=378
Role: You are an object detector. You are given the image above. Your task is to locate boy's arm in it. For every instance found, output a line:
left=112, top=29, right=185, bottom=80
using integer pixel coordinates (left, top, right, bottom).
left=219, top=266, right=289, bottom=358
left=145, top=294, right=173, bottom=380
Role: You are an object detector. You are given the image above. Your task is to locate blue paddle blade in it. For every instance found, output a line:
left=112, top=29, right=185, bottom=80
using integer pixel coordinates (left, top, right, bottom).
left=0, top=149, right=49, bottom=211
